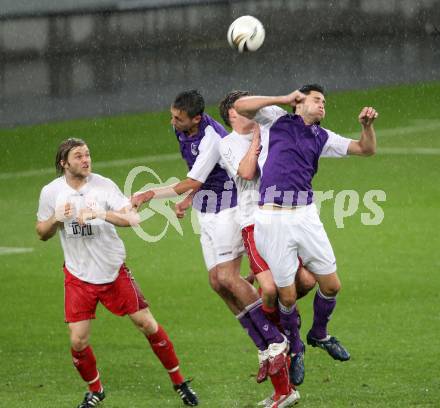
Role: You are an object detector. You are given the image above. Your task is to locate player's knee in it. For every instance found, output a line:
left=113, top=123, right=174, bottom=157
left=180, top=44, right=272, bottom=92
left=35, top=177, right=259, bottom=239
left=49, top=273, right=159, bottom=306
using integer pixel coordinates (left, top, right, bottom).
left=215, top=264, right=236, bottom=290
left=216, top=275, right=233, bottom=292
left=320, top=281, right=341, bottom=297
left=208, top=271, right=221, bottom=293
left=70, top=334, right=89, bottom=351
left=329, top=283, right=341, bottom=297
left=296, top=274, right=317, bottom=299
left=138, top=318, right=158, bottom=335
left=280, top=297, right=296, bottom=308
left=131, top=309, right=159, bottom=335
left=278, top=292, right=297, bottom=308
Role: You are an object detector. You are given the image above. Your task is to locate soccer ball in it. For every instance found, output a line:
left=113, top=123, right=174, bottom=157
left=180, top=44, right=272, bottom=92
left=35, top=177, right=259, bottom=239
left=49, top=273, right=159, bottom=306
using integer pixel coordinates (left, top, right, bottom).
left=227, top=15, right=265, bottom=53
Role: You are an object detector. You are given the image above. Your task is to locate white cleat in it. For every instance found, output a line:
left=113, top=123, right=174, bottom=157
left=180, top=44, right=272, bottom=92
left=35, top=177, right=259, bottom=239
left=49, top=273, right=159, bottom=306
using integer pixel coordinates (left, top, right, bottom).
left=265, top=388, right=300, bottom=408
left=257, top=393, right=274, bottom=406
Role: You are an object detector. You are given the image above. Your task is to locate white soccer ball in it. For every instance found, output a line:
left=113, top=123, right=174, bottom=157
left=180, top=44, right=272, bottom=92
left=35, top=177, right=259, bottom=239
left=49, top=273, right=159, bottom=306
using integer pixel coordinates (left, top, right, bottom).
left=227, top=15, right=265, bottom=53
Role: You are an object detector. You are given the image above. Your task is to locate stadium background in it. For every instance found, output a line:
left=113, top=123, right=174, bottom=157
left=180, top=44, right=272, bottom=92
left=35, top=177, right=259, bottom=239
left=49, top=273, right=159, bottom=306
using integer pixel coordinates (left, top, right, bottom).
left=0, top=0, right=439, bottom=406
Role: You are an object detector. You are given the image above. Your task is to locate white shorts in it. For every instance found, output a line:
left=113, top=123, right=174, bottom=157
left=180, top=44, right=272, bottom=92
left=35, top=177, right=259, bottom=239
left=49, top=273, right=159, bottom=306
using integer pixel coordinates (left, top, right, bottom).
left=197, top=207, right=245, bottom=271
left=254, top=203, right=336, bottom=287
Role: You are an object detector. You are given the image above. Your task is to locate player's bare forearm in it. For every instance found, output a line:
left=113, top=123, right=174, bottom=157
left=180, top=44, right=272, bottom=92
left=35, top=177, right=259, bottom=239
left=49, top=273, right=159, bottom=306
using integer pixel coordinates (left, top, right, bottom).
left=104, top=209, right=140, bottom=227
left=147, top=178, right=201, bottom=198
left=235, top=96, right=282, bottom=118
left=238, top=126, right=261, bottom=180
left=348, top=107, right=378, bottom=156
left=77, top=206, right=140, bottom=227
left=172, top=178, right=202, bottom=196
left=359, top=125, right=377, bottom=156
left=36, top=216, right=60, bottom=241
left=131, top=179, right=202, bottom=209
left=235, top=91, right=305, bottom=118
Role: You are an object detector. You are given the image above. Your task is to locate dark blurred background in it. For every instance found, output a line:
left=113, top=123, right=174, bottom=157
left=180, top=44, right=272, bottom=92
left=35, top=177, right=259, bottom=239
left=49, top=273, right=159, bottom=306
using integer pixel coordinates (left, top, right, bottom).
left=1, top=0, right=439, bottom=127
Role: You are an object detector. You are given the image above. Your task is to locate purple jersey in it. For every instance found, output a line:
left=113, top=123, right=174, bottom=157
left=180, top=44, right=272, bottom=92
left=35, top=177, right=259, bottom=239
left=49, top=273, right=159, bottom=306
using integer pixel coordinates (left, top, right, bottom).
left=175, top=114, right=238, bottom=213
left=256, top=107, right=351, bottom=206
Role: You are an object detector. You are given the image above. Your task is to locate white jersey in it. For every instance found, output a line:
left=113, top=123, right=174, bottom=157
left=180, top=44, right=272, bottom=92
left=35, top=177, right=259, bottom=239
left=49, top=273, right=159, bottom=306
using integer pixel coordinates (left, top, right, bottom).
left=186, top=126, right=226, bottom=182
left=219, top=131, right=259, bottom=229
left=176, top=115, right=235, bottom=214
left=37, top=173, right=130, bottom=284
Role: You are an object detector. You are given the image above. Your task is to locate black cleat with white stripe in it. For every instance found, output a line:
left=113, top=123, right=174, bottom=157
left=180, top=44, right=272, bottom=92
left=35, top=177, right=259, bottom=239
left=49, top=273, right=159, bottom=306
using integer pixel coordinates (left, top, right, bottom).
left=173, top=379, right=198, bottom=406
left=306, top=332, right=350, bottom=361
left=77, top=390, right=105, bottom=407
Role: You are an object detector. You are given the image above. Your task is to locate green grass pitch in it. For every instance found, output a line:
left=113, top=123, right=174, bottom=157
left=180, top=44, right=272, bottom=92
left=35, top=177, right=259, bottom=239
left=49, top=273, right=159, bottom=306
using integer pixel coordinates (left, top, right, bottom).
left=0, top=82, right=439, bottom=407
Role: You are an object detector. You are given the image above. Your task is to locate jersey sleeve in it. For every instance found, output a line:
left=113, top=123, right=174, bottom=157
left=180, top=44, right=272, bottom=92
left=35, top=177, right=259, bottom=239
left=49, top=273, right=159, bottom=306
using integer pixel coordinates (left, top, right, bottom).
left=321, top=129, right=353, bottom=158
left=219, top=138, right=240, bottom=178
left=254, top=106, right=287, bottom=127
left=106, top=179, right=130, bottom=211
left=187, top=127, right=220, bottom=183
left=37, top=186, right=55, bottom=221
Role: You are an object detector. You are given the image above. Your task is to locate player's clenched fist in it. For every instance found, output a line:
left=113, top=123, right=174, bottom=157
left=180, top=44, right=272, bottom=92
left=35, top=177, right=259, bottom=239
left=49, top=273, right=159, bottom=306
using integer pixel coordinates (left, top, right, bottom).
left=55, top=202, right=75, bottom=222
left=359, top=107, right=379, bottom=127
left=285, top=90, right=306, bottom=108
left=77, top=207, right=106, bottom=226
left=174, top=195, right=193, bottom=219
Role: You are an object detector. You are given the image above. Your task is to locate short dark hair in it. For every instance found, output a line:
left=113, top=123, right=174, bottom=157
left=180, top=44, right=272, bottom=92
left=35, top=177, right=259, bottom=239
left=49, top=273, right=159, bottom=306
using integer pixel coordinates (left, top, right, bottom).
left=55, top=138, right=86, bottom=174
left=293, top=83, right=325, bottom=113
left=172, top=90, right=205, bottom=118
left=219, top=90, right=251, bottom=127
left=298, top=83, right=325, bottom=96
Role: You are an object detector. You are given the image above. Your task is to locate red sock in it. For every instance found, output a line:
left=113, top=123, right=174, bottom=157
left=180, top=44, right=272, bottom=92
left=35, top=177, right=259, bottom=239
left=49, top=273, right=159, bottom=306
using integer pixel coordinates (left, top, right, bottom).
left=269, top=359, right=290, bottom=396
left=147, top=325, right=184, bottom=385
left=71, top=346, right=102, bottom=393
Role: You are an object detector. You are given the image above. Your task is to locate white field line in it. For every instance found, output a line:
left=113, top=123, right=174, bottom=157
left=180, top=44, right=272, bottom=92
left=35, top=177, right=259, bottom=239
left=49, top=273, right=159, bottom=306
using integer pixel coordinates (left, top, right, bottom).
left=345, top=120, right=440, bottom=139
left=378, top=147, right=440, bottom=155
left=0, top=247, right=34, bottom=255
left=1, top=121, right=439, bottom=180
left=0, top=153, right=181, bottom=180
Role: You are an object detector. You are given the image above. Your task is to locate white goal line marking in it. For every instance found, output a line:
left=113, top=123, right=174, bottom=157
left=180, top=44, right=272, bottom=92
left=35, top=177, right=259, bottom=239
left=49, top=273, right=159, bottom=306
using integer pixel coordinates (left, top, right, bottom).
left=0, top=247, right=34, bottom=255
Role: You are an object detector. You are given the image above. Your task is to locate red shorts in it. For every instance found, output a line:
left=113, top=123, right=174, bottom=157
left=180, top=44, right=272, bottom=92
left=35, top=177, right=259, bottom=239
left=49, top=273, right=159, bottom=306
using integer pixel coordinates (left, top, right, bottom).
left=242, top=224, right=269, bottom=275
left=64, top=264, right=148, bottom=323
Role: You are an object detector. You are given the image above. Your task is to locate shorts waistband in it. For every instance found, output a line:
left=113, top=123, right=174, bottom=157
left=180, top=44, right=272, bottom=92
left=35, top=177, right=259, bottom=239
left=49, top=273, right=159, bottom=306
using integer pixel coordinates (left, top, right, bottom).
left=259, top=204, right=306, bottom=211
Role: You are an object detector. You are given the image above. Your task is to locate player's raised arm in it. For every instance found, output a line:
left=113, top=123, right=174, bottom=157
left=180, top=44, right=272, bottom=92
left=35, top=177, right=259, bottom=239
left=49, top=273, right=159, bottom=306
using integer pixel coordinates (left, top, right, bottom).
left=238, top=124, right=261, bottom=180
left=347, top=107, right=378, bottom=156
left=234, top=90, right=306, bottom=119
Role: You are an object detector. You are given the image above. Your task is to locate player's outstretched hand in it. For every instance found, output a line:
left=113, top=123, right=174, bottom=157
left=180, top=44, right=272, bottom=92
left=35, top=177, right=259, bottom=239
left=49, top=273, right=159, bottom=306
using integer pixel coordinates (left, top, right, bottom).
left=55, top=202, right=75, bottom=222
left=359, top=107, right=379, bottom=127
left=131, top=190, right=155, bottom=209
